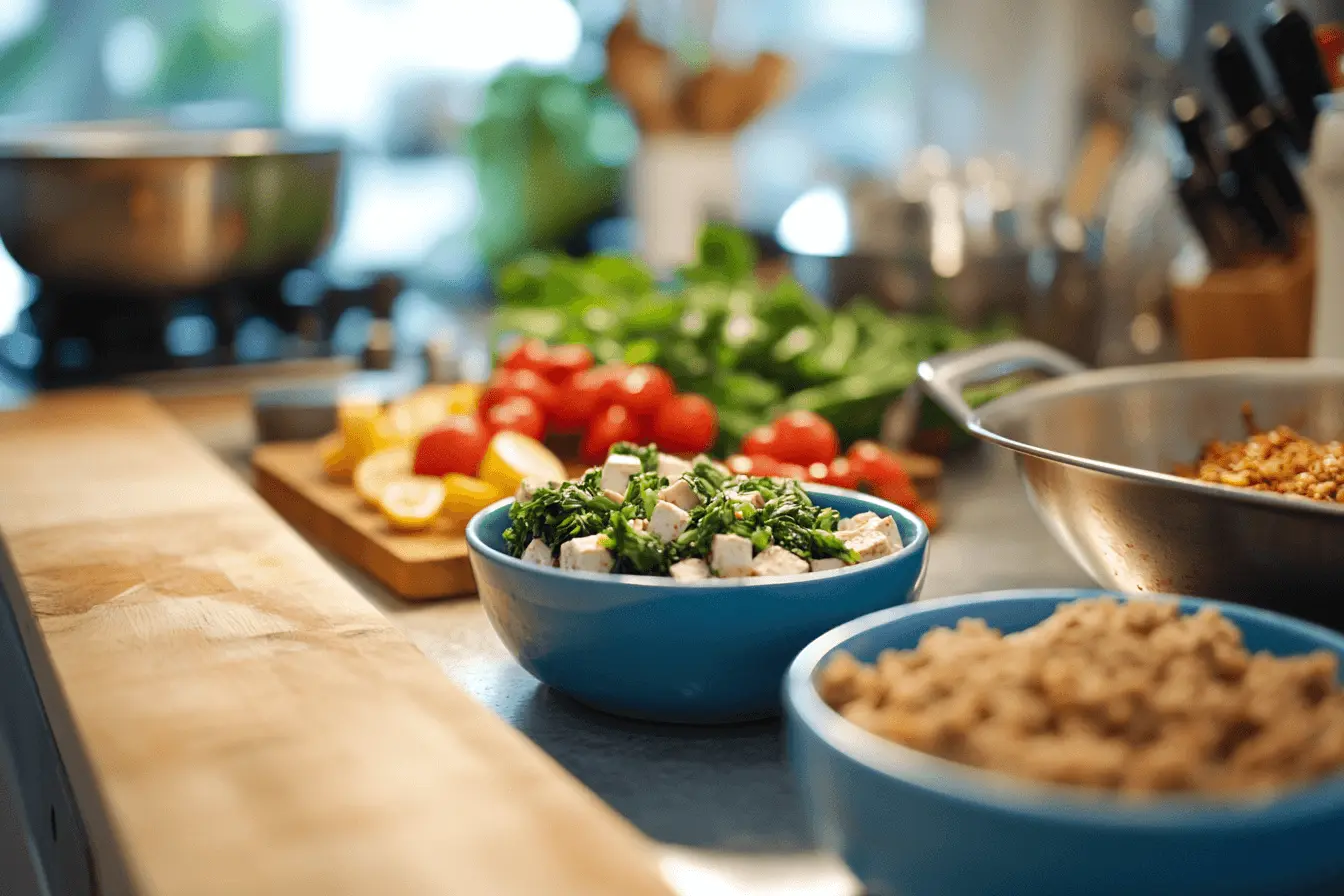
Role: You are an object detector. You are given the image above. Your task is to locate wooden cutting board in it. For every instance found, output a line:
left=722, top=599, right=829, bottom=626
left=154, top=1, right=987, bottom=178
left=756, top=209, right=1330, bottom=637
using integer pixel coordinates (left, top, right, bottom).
left=0, top=391, right=672, bottom=896
left=254, top=440, right=943, bottom=602
left=254, top=441, right=477, bottom=600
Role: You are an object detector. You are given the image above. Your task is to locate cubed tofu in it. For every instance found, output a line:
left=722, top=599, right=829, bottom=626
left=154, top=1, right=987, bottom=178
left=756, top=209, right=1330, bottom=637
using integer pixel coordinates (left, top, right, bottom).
left=601, top=454, right=643, bottom=495
left=659, top=478, right=701, bottom=511
left=603, top=488, right=626, bottom=504
left=751, top=545, right=809, bottom=577
left=840, top=511, right=878, bottom=532
left=810, top=557, right=847, bottom=573
left=559, top=534, right=614, bottom=573
left=710, top=533, right=754, bottom=578
left=862, top=514, right=903, bottom=549
left=669, top=558, right=711, bottom=582
left=649, top=500, right=691, bottom=543
left=842, top=528, right=894, bottom=564
left=521, top=538, right=555, bottom=567
left=515, top=477, right=556, bottom=503
left=657, top=453, right=692, bottom=481
left=725, top=488, right=765, bottom=509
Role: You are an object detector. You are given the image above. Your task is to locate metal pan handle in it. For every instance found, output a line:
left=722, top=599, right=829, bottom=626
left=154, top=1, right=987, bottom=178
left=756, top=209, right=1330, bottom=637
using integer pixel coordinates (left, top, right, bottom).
left=917, top=339, right=1088, bottom=429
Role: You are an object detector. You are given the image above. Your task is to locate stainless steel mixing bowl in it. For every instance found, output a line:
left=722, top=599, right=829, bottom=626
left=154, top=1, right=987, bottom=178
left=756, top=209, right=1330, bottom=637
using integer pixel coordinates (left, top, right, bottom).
left=918, top=339, right=1344, bottom=628
left=0, top=126, right=343, bottom=292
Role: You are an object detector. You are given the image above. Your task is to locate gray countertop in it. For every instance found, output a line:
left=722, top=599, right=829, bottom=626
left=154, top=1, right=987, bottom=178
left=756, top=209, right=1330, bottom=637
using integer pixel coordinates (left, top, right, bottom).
left=335, top=444, right=1094, bottom=894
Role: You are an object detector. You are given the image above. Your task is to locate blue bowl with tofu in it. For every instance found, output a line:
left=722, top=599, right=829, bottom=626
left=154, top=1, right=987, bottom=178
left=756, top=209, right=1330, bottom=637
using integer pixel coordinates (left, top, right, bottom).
left=784, top=589, right=1344, bottom=896
left=465, top=483, right=929, bottom=724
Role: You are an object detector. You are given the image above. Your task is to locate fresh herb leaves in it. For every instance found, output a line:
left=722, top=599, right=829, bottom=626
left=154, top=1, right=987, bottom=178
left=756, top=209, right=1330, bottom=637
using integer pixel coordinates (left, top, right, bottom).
left=505, top=445, right=863, bottom=573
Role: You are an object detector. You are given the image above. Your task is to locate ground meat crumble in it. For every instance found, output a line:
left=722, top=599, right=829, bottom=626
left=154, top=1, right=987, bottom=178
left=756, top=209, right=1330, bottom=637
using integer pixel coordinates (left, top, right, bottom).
left=1178, top=403, right=1344, bottom=503
left=818, top=597, right=1344, bottom=796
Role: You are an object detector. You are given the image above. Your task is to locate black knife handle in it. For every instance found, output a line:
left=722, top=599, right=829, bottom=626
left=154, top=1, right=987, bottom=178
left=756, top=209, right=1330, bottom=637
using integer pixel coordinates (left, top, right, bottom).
left=1171, top=91, right=1226, bottom=174
left=1209, top=24, right=1272, bottom=121
left=1261, top=2, right=1330, bottom=150
left=1175, top=176, right=1245, bottom=268
left=1224, top=123, right=1294, bottom=252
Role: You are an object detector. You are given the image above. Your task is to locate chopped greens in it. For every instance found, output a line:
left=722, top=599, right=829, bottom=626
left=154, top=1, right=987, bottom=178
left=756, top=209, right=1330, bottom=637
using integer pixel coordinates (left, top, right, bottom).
left=504, top=443, right=890, bottom=580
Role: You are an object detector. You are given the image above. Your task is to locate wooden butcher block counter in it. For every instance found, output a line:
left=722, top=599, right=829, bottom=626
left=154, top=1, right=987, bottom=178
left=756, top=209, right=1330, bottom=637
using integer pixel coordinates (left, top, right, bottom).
left=0, top=390, right=672, bottom=896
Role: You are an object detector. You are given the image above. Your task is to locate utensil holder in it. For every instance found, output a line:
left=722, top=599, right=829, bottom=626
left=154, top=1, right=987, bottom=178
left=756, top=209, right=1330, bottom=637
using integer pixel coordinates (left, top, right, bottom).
left=630, top=134, right=739, bottom=275
left=1170, top=236, right=1316, bottom=360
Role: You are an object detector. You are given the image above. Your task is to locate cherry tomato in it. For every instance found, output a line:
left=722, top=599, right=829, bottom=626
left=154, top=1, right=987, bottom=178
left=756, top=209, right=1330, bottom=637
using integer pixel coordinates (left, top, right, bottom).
left=775, top=462, right=810, bottom=481
left=413, top=415, right=492, bottom=477
left=483, top=395, right=545, bottom=441
left=652, top=394, right=718, bottom=454
left=873, top=477, right=921, bottom=509
left=740, top=424, right=781, bottom=459
left=480, top=369, right=558, bottom=420
left=581, top=405, right=644, bottom=464
left=847, top=440, right=912, bottom=491
left=769, top=410, right=840, bottom=466
left=547, top=367, right=603, bottom=432
left=498, top=338, right=551, bottom=375
left=543, top=344, right=594, bottom=384
left=813, top=457, right=859, bottom=490
left=725, top=454, right=782, bottom=477
left=610, top=365, right=676, bottom=415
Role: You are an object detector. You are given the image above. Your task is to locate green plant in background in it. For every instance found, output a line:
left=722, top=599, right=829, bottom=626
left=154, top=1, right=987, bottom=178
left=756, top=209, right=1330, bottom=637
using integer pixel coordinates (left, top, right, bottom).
left=494, top=225, right=1019, bottom=453
left=467, top=68, right=633, bottom=269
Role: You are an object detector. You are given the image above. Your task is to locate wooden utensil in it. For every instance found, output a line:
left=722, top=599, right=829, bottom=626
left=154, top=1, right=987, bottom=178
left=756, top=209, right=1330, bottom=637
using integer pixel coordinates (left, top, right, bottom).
left=606, top=17, right=682, bottom=133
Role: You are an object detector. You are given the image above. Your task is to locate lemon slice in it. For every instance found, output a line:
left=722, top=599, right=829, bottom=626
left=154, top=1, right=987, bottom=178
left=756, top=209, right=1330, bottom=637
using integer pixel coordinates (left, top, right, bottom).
left=477, top=432, right=567, bottom=496
left=378, top=476, right=445, bottom=532
left=337, top=399, right=385, bottom=461
left=353, top=446, right=413, bottom=507
left=318, top=431, right=357, bottom=482
left=441, top=474, right=504, bottom=521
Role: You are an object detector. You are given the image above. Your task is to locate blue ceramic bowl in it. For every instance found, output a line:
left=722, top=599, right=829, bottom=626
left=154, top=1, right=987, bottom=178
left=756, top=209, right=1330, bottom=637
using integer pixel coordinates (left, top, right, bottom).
left=784, top=589, right=1344, bottom=896
left=465, top=485, right=929, bottom=723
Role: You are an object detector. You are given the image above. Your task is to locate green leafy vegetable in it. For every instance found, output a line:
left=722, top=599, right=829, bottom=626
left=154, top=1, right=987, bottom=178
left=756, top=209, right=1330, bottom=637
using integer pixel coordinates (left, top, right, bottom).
left=493, top=226, right=1016, bottom=453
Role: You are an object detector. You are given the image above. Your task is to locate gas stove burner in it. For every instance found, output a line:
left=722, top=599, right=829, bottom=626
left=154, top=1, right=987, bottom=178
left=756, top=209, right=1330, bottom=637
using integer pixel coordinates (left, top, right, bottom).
left=18, top=271, right=403, bottom=389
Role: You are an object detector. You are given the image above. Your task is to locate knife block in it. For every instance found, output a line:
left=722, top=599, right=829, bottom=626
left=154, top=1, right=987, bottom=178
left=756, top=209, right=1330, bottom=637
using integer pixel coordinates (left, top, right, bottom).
left=1170, top=236, right=1315, bottom=360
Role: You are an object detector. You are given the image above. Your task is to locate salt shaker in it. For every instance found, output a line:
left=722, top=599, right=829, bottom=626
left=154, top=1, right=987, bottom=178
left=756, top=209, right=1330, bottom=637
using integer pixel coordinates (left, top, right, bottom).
left=1304, top=93, right=1344, bottom=359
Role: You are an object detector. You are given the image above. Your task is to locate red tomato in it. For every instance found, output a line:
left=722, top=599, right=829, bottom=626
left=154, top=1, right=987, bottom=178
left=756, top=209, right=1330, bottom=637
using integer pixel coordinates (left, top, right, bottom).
left=483, top=395, right=545, bottom=441
left=547, top=366, right=605, bottom=432
left=739, top=424, right=781, bottom=459
left=543, top=344, right=594, bottom=383
left=769, top=410, right=840, bottom=466
left=725, top=454, right=782, bottom=477
left=775, top=462, right=810, bottom=481
left=498, top=338, right=551, bottom=375
left=480, top=369, right=558, bottom=420
left=580, top=405, right=644, bottom=464
left=847, top=440, right=912, bottom=491
left=814, top=457, right=859, bottom=490
left=610, top=365, right=676, bottom=415
left=413, top=415, right=491, bottom=477
left=873, top=477, right=920, bottom=509
left=652, top=393, right=718, bottom=454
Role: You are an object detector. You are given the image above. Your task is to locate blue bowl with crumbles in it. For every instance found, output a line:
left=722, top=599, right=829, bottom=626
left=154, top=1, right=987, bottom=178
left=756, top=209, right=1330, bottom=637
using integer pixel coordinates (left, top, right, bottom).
left=784, top=589, right=1344, bottom=896
left=465, top=447, right=929, bottom=723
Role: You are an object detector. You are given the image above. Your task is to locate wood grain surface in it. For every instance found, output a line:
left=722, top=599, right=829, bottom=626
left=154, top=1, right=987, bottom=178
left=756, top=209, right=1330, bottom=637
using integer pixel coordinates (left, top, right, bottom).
left=254, top=441, right=476, bottom=600
left=0, top=390, right=672, bottom=896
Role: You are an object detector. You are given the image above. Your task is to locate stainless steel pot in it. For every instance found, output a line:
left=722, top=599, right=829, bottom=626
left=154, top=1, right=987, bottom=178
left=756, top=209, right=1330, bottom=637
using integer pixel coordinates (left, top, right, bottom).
left=918, top=339, right=1344, bottom=628
left=0, top=126, right=343, bottom=292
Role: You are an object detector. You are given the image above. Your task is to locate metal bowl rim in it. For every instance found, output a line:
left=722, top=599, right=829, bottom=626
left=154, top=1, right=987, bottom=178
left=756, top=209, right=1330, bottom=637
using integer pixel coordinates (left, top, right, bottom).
left=0, top=127, right=344, bottom=160
left=968, top=357, right=1344, bottom=520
